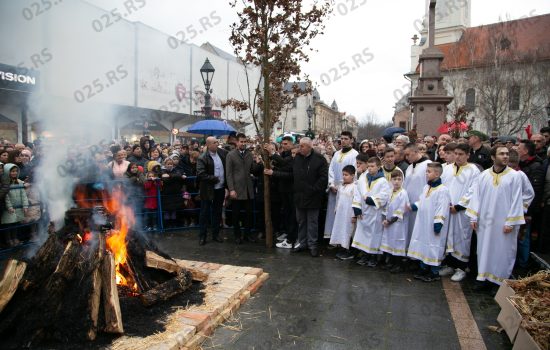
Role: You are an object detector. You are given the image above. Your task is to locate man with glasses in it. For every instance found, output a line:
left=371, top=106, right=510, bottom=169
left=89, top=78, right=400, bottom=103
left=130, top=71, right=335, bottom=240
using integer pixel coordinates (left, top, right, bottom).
left=324, top=131, right=358, bottom=240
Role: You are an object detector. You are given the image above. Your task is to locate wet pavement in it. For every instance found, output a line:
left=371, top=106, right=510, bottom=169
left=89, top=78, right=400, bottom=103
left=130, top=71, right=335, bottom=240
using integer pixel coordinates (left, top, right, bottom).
left=155, top=230, right=512, bottom=350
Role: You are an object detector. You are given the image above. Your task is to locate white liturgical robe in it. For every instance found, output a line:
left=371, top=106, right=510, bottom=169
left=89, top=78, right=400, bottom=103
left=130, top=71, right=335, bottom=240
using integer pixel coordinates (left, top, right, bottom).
left=466, top=167, right=525, bottom=285
left=324, top=148, right=359, bottom=238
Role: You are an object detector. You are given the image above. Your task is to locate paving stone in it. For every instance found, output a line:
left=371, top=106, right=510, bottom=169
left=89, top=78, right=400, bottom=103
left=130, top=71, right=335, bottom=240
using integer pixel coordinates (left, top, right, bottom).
left=170, top=325, right=197, bottom=346
left=178, top=311, right=211, bottom=331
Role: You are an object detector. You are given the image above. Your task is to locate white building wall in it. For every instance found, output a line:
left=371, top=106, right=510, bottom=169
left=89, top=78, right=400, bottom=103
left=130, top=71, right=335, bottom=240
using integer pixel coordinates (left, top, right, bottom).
left=0, top=0, right=261, bottom=141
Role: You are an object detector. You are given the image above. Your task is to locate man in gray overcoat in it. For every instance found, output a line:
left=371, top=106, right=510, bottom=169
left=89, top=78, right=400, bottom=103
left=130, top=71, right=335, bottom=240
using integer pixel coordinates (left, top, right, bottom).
left=226, top=133, right=263, bottom=244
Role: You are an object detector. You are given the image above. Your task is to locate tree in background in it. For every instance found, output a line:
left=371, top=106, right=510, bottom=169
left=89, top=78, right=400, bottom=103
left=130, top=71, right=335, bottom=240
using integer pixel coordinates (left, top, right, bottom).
left=443, top=20, right=550, bottom=135
left=227, top=0, right=333, bottom=247
left=356, top=111, right=393, bottom=141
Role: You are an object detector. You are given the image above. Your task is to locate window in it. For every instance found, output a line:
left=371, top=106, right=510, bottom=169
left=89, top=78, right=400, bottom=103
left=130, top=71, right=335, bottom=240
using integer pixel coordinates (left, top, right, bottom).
left=399, top=121, right=406, bottom=129
left=509, top=85, right=520, bottom=111
left=465, top=88, right=476, bottom=111
left=292, top=116, right=297, bottom=129
left=292, top=97, right=297, bottom=108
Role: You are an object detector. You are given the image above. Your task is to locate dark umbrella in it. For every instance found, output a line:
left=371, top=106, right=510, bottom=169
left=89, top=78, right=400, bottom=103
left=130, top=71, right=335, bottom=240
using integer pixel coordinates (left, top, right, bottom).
left=383, top=127, right=406, bottom=138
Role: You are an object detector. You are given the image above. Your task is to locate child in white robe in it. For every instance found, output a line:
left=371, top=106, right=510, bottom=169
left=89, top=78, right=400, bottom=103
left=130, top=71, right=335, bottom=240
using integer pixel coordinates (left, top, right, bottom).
left=352, top=157, right=392, bottom=267
left=407, top=162, right=451, bottom=282
left=440, top=143, right=457, bottom=184
left=380, top=169, right=409, bottom=273
left=331, top=165, right=357, bottom=260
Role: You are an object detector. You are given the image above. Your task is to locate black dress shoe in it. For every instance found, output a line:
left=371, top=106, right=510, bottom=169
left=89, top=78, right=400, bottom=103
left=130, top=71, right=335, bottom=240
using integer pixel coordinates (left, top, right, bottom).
left=212, top=237, right=224, bottom=243
left=199, top=238, right=206, bottom=246
left=310, top=248, right=319, bottom=257
left=292, top=246, right=308, bottom=253
left=235, top=237, right=242, bottom=245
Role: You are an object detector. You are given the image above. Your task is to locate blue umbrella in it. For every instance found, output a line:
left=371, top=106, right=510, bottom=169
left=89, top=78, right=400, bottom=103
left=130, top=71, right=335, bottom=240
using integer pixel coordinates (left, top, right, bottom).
left=383, top=127, right=406, bottom=138
left=185, top=119, right=236, bottom=136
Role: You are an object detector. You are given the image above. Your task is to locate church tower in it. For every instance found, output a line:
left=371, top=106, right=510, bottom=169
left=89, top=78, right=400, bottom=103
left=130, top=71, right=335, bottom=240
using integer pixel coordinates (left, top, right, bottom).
left=410, top=0, right=471, bottom=71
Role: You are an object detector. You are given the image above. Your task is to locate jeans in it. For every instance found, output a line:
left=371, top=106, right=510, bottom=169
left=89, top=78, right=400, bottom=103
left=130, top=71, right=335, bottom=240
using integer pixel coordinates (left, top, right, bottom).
left=199, top=188, right=225, bottom=240
left=281, top=192, right=297, bottom=243
left=296, top=208, right=319, bottom=250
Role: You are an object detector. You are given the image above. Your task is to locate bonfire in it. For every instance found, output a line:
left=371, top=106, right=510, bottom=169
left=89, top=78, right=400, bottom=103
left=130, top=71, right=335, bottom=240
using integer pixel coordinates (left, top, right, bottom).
left=0, top=183, right=196, bottom=346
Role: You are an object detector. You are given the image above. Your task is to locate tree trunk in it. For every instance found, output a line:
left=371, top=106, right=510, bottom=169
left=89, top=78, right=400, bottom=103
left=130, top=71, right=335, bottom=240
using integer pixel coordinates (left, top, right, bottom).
left=262, top=47, right=273, bottom=249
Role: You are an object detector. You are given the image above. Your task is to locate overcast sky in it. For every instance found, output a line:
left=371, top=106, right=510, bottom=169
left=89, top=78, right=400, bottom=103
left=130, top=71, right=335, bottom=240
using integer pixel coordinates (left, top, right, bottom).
left=86, top=0, right=550, bottom=123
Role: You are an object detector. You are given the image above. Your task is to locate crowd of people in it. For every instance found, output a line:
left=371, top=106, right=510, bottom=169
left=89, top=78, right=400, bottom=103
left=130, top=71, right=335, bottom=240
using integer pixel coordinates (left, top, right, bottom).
left=1, top=126, right=550, bottom=293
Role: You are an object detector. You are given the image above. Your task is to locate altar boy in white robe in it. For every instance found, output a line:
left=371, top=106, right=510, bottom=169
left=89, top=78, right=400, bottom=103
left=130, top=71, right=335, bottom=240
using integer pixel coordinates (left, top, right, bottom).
left=324, top=131, right=359, bottom=239
left=352, top=157, right=392, bottom=267
left=466, top=146, right=525, bottom=291
left=403, top=143, right=431, bottom=245
left=439, top=143, right=480, bottom=282
left=380, top=169, right=409, bottom=273
left=331, top=165, right=358, bottom=260
left=407, top=162, right=451, bottom=282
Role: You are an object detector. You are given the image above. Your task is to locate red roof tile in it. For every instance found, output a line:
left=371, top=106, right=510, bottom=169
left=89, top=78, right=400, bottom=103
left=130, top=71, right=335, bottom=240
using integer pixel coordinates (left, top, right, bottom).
left=415, top=13, right=550, bottom=72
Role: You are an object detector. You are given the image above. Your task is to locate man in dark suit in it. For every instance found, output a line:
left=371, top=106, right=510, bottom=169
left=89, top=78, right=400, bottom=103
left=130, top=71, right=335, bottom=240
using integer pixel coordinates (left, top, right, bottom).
left=292, top=137, right=328, bottom=257
left=197, top=136, right=227, bottom=245
left=226, top=133, right=262, bottom=244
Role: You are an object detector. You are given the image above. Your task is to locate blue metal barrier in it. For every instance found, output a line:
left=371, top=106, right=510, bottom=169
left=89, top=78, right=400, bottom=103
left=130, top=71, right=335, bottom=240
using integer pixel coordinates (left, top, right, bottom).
left=0, top=175, right=267, bottom=258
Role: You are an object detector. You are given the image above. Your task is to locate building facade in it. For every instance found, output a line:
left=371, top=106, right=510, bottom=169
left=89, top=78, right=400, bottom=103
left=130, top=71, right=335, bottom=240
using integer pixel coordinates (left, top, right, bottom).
left=397, top=0, right=550, bottom=136
left=0, top=0, right=261, bottom=143
left=275, top=84, right=357, bottom=139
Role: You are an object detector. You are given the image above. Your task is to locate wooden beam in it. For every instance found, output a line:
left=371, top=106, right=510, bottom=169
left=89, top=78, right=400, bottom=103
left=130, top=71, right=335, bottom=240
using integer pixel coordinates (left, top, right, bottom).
left=86, top=234, right=105, bottom=340
left=140, top=269, right=192, bottom=307
left=145, top=251, right=208, bottom=282
left=101, top=251, right=124, bottom=334
left=0, top=259, right=27, bottom=312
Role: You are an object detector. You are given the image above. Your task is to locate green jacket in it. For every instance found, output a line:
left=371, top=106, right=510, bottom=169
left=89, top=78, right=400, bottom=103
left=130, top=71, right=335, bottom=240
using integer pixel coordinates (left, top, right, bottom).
left=1, top=164, right=29, bottom=224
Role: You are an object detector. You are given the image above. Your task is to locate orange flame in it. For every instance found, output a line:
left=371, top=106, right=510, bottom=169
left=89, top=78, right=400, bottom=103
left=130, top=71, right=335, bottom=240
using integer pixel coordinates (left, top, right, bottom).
left=104, top=187, right=138, bottom=291
left=74, top=184, right=139, bottom=292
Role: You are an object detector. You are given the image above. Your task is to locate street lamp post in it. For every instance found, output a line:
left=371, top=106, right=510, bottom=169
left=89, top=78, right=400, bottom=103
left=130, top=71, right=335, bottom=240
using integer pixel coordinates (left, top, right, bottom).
left=200, top=58, right=215, bottom=119
left=306, top=105, right=315, bottom=139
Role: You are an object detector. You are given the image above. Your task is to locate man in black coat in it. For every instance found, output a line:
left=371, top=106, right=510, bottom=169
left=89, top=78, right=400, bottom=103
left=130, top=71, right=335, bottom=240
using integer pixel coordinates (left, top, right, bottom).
left=264, top=136, right=298, bottom=248
left=196, top=136, right=227, bottom=245
left=517, top=140, right=545, bottom=266
left=292, top=137, right=328, bottom=257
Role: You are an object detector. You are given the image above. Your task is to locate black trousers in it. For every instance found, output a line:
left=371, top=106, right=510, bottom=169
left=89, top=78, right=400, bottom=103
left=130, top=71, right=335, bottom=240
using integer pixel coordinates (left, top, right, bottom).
left=280, top=192, right=297, bottom=243
left=199, top=188, right=225, bottom=240
left=231, top=199, right=253, bottom=239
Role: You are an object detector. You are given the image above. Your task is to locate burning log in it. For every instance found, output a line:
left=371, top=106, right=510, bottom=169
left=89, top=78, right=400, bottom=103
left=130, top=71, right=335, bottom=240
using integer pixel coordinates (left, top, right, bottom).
left=0, top=260, right=27, bottom=313
left=101, top=251, right=124, bottom=334
left=145, top=250, right=208, bottom=282
left=87, top=232, right=105, bottom=340
left=140, top=268, right=193, bottom=307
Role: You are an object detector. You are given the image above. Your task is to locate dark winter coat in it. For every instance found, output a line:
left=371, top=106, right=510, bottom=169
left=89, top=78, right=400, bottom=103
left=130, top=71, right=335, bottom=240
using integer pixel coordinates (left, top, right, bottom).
left=292, top=151, right=328, bottom=209
left=468, top=145, right=492, bottom=170
left=271, top=150, right=294, bottom=193
left=196, top=148, right=227, bottom=201
left=160, top=167, right=185, bottom=211
left=519, top=156, right=544, bottom=215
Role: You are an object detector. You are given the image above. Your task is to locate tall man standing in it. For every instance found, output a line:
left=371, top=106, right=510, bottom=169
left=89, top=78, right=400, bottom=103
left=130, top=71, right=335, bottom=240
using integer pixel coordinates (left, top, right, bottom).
left=324, top=131, right=358, bottom=239
left=264, top=136, right=298, bottom=248
left=226, top=133, right=262, bottom=244
left=439, top=143, right=480, bottom=281
left=197, top=137, right=227, bottom=245
left=466, top=146, right=526, bottom=290
left=293, top=137, right=328, bottom=257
